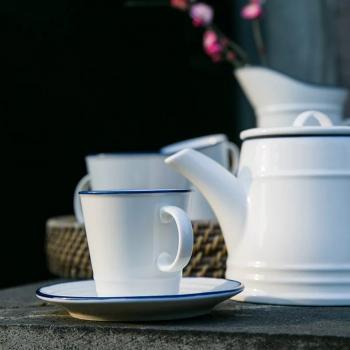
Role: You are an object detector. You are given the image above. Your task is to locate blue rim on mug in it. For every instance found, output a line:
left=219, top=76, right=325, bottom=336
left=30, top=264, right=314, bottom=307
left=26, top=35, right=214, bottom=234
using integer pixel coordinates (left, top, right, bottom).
left=79, top=189, right=192, bottom=195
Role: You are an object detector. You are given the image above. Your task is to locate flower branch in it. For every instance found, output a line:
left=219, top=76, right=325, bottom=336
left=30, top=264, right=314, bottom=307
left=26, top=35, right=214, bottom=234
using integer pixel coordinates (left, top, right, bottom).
left=170, top=0, right=267, bottom=68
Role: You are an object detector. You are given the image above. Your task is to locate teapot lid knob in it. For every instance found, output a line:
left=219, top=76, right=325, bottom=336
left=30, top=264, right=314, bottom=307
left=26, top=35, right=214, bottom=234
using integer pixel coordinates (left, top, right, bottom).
left=293, top=110, right=333, bottom=127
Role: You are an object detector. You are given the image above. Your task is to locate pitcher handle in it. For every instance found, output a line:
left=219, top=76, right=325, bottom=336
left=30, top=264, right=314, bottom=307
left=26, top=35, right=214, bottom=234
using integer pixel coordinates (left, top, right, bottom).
left=157, top=206, right=193, bottom=273
left=73, top=174, right=91, bottom=224
left=227, top=142, right=240, bottom=174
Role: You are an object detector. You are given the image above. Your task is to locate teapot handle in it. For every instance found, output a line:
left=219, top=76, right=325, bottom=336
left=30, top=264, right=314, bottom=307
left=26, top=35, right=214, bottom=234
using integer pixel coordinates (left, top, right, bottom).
left=293, top=110, right=333, bottom=127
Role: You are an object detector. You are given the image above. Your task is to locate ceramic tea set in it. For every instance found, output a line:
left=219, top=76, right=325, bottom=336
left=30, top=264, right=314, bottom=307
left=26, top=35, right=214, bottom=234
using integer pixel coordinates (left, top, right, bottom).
left=37, top=134, right=243, bottom=321
left=37, top=106, right=350, bottom=320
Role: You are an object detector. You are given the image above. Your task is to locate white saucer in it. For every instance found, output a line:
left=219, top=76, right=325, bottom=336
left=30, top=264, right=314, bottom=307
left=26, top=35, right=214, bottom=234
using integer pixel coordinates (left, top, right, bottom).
left=36, top=277, right=243, bottom=321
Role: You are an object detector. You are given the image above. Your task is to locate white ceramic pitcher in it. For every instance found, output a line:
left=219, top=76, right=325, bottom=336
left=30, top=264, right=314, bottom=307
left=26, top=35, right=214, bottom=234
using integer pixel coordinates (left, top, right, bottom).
left=165, top=111, right=350, bottom=306
left=235, top=66, right=348, bottom=127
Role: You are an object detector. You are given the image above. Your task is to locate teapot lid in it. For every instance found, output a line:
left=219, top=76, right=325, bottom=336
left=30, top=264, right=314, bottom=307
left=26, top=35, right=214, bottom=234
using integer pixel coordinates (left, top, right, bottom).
left=241, top=111, right=350, bottom=140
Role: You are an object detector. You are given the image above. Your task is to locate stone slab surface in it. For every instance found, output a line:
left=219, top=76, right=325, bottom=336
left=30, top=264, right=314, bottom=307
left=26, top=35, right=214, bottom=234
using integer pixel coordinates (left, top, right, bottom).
left=0, top=281, right=349, bottom=349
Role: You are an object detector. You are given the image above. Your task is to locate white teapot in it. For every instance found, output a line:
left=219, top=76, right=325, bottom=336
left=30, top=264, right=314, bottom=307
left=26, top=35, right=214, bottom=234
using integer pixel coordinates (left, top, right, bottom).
left=166, top=111, right=350, bottom=305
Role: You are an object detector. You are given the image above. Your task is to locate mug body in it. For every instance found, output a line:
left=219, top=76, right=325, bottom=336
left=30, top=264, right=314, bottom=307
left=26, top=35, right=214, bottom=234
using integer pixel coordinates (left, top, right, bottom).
left=86, top=153, right=189, bottom=190
left=80, top=189, right=191, bottom=296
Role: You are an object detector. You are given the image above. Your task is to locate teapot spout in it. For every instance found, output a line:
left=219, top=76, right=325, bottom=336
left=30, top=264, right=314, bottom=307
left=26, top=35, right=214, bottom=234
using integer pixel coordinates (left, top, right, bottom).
left=165, top=149, right=246, bottom=249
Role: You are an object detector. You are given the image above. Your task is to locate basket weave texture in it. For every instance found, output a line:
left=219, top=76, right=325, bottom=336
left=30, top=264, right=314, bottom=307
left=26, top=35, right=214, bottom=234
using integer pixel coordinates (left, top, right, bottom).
left=46, top=216, right=227, bottom=279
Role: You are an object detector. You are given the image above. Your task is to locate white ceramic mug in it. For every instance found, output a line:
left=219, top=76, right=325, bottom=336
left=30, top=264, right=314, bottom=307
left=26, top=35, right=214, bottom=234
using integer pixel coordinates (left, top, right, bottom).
left=80, top=189, right=193, bottom=297
left=74, top=153, right=190, bottom=223
left=161, top=134, right=240, bottom=221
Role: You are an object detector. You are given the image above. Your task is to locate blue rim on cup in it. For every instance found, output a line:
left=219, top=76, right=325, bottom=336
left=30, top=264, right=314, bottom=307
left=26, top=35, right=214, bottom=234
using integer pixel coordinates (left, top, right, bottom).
left=79, top=189, right=192, bottom=195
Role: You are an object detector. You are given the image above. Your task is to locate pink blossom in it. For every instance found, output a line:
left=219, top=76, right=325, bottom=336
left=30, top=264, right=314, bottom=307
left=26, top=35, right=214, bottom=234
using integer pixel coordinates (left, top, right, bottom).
left=241, top=2, right=263, bottom=20
left=190, top=3, right=214, bottom=27
left=203, top=30, right=223, bottom=62
left=170, top=0, right=189, bottom=11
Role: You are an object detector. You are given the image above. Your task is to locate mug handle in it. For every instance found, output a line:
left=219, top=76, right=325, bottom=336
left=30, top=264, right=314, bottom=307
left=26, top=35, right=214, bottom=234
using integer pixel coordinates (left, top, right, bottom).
left=226, top=142, right=240, bottom=174
left=73, top=174, right=91, bottom=224
left=157, top=206, right=193, bottom=273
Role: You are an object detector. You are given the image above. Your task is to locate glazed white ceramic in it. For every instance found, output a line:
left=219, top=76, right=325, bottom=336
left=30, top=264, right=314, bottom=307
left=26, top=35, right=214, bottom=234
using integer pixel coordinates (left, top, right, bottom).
left=165, top=111, right=350, bottom=305
left=36, top=278, right=244, bottom=321
left=80, top=189, right=193, bottom=297
left=74, top=153, right=189, bottom=223
left=161, top=134, right=240, bottom=221
left=235, top=66, right=348, bottom=127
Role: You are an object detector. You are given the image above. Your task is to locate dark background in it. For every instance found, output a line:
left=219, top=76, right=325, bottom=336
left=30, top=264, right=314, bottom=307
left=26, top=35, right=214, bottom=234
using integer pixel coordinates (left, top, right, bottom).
left=1, top=0, right=256, bottom=288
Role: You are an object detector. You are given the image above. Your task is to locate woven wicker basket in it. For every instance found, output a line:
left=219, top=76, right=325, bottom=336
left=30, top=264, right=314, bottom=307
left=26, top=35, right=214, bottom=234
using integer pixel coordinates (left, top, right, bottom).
left=46, top=216, right=227, bottom=279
